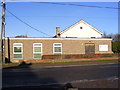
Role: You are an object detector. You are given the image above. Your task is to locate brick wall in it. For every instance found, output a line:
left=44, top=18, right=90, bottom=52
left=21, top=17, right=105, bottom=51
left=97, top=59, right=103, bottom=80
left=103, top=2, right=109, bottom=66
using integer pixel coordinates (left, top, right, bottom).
left=42, top=53, right=117, bottom=60
left=5, top=38, right=113, bottom=62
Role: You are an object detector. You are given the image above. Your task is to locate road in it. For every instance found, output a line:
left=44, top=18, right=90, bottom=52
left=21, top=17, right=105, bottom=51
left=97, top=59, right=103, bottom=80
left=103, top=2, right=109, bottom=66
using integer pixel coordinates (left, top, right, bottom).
left=2, top=61, right=119, bottom=89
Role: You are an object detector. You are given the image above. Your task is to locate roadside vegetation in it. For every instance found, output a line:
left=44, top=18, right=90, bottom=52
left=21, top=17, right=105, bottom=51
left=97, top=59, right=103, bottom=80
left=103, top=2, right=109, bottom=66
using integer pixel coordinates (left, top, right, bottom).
left=3, top=58, right=119, bottom=65
left=112, top=41, right=120, bottom=53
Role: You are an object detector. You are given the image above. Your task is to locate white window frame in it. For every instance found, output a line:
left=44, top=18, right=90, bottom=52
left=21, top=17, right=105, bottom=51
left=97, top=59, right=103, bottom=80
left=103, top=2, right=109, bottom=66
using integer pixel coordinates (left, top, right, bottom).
left=53, top=43, right=62, bottom=54
left=33, top=43, right=42, bottom=59
left=13, top=43, right=23, bottom=59
left=99, top=45, right=108, bottom=51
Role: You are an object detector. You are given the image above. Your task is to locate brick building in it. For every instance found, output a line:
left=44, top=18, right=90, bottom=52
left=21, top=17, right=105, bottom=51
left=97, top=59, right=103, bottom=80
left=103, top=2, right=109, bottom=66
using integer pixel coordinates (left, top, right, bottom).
left=4, top=20, right=113, bottom=62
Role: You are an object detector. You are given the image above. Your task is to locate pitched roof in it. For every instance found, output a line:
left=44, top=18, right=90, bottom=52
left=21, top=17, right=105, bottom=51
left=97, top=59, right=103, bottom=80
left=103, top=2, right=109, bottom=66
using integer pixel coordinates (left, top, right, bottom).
left=60, top=19, right=103, bottom=35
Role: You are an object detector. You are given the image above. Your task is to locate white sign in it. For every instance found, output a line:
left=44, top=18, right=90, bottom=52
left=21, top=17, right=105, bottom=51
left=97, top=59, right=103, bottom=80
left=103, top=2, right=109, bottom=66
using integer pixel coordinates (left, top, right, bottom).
left=99, top=45, right=108, bottom=51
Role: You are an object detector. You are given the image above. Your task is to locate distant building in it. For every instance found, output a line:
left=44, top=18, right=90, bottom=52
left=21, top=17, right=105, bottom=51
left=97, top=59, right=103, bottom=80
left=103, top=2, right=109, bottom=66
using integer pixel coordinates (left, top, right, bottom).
left=4, top=20, right=113, bottom=62
left=15, top=35, right=27, bottom=38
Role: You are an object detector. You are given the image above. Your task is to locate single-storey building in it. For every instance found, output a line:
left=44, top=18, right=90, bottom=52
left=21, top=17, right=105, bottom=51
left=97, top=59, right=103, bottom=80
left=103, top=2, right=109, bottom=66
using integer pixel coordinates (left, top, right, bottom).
left=4, top=20, right=113, bottom=62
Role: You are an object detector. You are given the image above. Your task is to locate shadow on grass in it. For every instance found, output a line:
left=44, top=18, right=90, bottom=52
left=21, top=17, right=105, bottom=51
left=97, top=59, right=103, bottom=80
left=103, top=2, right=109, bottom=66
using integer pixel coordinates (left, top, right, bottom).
left=3, top=61, right=32, bottom=69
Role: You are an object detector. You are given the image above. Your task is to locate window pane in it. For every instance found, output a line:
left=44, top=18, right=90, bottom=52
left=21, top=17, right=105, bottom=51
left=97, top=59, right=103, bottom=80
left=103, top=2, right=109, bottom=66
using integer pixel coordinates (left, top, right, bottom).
left=34, top=44, right=41, bottom=46
left=34, top=47, right=41, bottom=52
left=14, top=54, right=22, bottom=59
left=55, top=47, right=61, bottom=52
left=14, top=47, right=22, bottom=52
left=34, top=54, right=42, bottom=59
left=54, top=44, right=61, bottom=46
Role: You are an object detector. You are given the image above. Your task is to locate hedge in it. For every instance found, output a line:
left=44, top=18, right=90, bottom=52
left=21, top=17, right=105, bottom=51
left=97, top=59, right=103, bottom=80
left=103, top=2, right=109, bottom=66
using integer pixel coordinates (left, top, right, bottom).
left=112, top=41, right=120, bottom=53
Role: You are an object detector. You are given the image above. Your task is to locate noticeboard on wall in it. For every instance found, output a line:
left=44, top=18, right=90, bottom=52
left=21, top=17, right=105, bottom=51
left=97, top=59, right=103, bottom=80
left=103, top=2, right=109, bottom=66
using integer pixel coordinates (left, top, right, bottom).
left=99, top=45, right=108, bottom=51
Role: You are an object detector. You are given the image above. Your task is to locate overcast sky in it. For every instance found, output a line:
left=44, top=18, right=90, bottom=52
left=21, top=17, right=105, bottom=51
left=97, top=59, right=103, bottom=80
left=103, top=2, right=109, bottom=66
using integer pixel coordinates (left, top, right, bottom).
left=0, top=2, right=118, bottom=37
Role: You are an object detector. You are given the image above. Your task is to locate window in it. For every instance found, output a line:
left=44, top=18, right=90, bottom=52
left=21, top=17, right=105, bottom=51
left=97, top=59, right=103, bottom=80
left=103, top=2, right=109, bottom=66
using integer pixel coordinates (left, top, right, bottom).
left=33, top=43, right=42, bottom=59
left=99, top=45, right=108, bottom=51
left=91, top=37, right=96, bottom=38
left=13, top=43, right=23, bottom=59
left=80, top=27, right=83, bottom=29
left=53, top=43, right=62, bottom=54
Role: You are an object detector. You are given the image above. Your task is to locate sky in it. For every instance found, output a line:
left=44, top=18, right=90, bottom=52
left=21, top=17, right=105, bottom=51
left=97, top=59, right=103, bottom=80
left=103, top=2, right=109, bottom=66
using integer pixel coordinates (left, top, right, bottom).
left=0, top=2, right=118, bottom=37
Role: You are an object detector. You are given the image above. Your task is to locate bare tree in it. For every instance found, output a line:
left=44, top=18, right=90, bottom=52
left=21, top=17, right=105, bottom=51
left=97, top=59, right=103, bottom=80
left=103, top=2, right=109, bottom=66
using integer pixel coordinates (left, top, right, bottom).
left=102, top=32, right=120, bottom=41
left=112, top=34, right=120, bottom=41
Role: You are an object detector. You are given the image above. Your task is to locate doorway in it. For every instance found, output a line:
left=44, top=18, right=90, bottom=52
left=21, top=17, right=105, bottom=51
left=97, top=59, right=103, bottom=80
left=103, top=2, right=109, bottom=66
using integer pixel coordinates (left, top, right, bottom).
left=85, top=43, right=95, bottom=54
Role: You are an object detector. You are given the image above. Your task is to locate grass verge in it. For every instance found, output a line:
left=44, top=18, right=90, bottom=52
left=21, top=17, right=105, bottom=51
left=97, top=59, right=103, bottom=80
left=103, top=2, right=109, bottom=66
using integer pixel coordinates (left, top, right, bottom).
left=2, top=58, right=119, bottom=65
left=33, top=59, right=119, bottom=64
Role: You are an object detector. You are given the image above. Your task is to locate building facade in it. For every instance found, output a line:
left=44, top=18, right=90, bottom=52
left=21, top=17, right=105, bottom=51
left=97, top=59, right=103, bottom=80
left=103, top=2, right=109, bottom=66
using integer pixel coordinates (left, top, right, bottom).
left=4, top=20, right=113, bottom=62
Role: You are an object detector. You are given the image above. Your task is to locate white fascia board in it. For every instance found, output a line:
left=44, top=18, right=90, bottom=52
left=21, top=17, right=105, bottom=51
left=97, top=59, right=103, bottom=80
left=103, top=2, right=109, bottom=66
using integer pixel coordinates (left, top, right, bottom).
left=7, top=37, right=112, bottom=40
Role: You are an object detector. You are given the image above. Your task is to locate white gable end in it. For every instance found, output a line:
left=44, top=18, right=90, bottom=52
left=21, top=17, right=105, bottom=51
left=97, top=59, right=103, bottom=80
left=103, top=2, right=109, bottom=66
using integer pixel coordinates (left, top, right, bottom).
left=60, top=20, right=102, bottom=38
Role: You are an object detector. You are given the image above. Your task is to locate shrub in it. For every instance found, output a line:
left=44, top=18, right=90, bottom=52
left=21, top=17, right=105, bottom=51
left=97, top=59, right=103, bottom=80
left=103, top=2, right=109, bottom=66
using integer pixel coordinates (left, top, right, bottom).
left=112, top=41, right=120, bottom=53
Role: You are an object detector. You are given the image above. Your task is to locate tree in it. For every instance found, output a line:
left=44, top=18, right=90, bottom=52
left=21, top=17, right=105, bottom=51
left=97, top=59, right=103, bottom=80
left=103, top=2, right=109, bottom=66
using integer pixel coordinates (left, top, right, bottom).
left=102, top=32, right=113, bottom=38
left=112, top=34, right=120, bottom=41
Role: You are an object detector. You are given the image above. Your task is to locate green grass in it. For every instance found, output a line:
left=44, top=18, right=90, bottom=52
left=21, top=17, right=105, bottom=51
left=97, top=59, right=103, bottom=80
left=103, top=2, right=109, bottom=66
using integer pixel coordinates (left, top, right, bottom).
left=3, top=63, right=20, bottom=65
left=2, top=58, right=119, bottom=65
left=46, top=59, right=119, bottom=64
left=0, top=60, right=1, bottom=63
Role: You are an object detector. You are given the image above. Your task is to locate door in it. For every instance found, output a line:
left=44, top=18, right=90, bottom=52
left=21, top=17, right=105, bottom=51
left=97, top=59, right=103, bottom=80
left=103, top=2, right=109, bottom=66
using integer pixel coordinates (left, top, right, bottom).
left=85, top=43, right=95, bottom=54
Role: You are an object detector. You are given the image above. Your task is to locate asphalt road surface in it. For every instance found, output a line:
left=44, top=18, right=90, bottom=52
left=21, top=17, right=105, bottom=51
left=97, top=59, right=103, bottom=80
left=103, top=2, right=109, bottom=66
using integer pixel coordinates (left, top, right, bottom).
left=2, top=61, right=119, bottom=89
